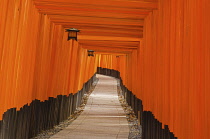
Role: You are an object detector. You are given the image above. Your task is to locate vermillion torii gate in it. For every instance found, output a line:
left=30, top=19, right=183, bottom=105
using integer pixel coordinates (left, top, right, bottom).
left=0, top=0, right=209, bottom=139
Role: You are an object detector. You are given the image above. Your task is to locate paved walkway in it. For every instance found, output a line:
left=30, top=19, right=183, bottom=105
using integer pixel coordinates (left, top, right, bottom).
left=50, top=74, right=129, bottom=139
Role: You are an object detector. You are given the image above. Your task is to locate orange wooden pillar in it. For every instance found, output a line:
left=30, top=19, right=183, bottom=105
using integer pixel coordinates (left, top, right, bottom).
left=136, top=0, right=210, bottom=138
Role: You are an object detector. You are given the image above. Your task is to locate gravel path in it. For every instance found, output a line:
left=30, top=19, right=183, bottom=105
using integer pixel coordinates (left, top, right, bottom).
left=32, top=74, right=142, bottom=139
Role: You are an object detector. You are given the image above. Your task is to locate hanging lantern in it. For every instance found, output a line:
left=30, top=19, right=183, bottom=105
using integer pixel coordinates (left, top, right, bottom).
left=88, top=50, right=94, bottom=56
left=65, top=28, right=80, bottom=41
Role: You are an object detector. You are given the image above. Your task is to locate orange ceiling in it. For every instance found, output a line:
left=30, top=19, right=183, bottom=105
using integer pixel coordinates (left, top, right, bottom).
left=34, top=0, right=158, bottom=54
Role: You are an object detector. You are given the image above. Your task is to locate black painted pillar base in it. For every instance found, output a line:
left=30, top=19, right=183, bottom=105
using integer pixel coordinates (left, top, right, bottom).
left=96, top=67, right=178, bottom=139
left=0, top=74, right=97, bottom=139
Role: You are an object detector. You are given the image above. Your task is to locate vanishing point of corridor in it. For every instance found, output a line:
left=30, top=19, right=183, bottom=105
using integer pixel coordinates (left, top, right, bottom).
left=50, top=74, right=129, bottom=139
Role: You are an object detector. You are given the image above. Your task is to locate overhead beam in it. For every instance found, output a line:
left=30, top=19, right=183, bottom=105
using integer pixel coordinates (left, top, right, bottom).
left=36, top=5, right=151, bottom=15
left=95, top=52, right=127, bottom=56
left=81, top=44, right=137, bottom=49
left=79, top=40, right=140, bottom=48
left=79, top=32, right=143, bottom=38
left=38, top=10, right=147, bottom=19
left=64, top=26, right=143, bottom=33
left=62, top=23, right=143, bottom=30
left=52, top=20, right=144, bottom=26
left=34, top=0, right=158, bottom=10
left=81, top=45, right=134, bottom=52
left=48, top=15, right=144, bottom=25
left=80, top=43, right=138, bottom=49
left=33, top=0, right=147, bottom=51
left=78, top=35, right=142, bottom=41
left=47, top=14, right=144, bottom=22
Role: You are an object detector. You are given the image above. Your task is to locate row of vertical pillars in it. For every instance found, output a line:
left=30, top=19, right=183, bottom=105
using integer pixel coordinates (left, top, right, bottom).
left=97, top=67, right=178, bottom=139
left=0, top=74, right=97, bottom=139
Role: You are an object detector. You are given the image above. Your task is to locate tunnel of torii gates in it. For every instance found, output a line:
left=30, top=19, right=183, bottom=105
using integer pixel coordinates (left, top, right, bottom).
left=0, top=0, right=210, bottom=138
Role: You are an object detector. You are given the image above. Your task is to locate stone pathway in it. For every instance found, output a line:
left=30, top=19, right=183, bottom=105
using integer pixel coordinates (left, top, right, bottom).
left=50, top=74, right=129, bottom=139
